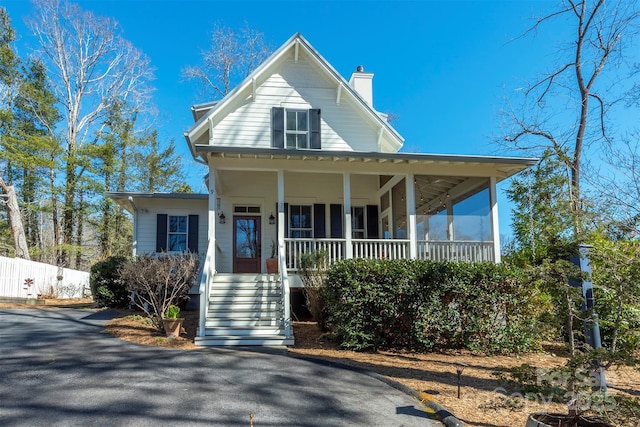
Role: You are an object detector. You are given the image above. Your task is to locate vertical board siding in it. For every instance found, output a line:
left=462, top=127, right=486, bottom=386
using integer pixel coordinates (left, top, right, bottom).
left=0, top=256, right=90, bottom=299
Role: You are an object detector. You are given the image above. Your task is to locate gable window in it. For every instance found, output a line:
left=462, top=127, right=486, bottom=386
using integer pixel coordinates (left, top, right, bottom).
left=286, top=110, right=309, bottom=149
left=272, top=107, right=321, bottom=150
left=289, top=205, right=312, bottom=238
left=156, top=214, right=199, bottom=253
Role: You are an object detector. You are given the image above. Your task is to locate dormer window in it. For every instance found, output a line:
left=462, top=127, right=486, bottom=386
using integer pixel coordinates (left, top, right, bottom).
left=272, top=107, right=321, bottom=150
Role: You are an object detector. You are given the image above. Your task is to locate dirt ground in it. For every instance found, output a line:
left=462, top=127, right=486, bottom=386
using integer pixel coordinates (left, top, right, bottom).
left=2, top=300, right=639, bottom=426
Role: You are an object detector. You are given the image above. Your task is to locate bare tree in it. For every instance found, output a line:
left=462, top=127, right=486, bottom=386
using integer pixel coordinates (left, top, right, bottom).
left=502, top=0, right=640, bottom=224
left=590, top=134, right=640, bottom=235
left=26, top=0, right=154, bottom=267
left=0, top=177, right=30, bottom=259
left=183, top=21, right=270, bottom=99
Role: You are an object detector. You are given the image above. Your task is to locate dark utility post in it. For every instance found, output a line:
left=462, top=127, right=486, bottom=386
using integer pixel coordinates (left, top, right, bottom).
left=572, top=244, right=606, bottom=391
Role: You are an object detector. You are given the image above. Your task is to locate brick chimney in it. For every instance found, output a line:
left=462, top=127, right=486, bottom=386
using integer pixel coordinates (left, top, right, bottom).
left=349, top=65, right=374, bottom=106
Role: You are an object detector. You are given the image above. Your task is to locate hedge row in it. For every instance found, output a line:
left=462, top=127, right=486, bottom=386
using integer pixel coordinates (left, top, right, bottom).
left=324, top=259, right=540, bottom=354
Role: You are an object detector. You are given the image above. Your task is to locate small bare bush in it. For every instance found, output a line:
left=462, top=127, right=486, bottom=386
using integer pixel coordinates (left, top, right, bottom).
left=120, top=254, right=199, bottom=331
left=299, top=250, right=329, bottom=331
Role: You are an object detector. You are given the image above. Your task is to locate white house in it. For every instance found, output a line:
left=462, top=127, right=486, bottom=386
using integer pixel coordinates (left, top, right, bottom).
left=109, top=33, right=537, bottom=346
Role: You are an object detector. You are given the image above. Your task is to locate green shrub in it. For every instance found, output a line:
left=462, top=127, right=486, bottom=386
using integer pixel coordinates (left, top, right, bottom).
left=324, top=259, right=541, bottom=354
left=89, top=256, right=130, bottom=308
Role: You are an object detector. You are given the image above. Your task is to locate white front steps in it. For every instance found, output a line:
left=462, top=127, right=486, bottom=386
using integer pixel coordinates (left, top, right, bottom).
left=195, top=273, right=294, bottom=347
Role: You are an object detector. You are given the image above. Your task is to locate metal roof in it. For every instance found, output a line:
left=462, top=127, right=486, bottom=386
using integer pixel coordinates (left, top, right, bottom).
left=195, top=145, right=539, bottom=167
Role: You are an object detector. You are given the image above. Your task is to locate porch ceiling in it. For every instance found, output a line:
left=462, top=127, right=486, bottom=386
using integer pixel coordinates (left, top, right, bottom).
left=414, top=176, right=486, bottom=215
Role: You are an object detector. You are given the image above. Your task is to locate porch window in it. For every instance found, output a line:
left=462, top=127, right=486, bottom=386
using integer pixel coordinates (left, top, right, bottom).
left=289, top=205, right=312, bottom=238
left=272, top=107, right=321, bottom=149
left=352, top=206, right=366, bottom=238
left=234, top=206, right=261, bottom=214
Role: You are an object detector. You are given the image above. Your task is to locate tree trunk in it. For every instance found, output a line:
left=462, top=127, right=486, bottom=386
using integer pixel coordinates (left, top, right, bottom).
left=0, top=177, right=31, bottom=260
left=611, top=289, right=623, bottom=354
left=74, top=190, right=84, bottom=270
left=566, top=291, right=575, bottom=357
left=62, top=155, right=76, bottom=268
left=49, top=166, right=61, bottom=266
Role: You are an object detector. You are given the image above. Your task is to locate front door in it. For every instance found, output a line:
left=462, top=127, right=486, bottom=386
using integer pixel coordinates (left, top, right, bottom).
left=233, top=216, right=261, bottom=273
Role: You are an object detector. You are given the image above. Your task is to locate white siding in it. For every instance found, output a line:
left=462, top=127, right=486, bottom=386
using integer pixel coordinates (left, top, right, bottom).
left=211, top=50, right=381, bottom=152
left=214, top=170, right=379, bottom=273
left=133, top=198, right=209, bottom=256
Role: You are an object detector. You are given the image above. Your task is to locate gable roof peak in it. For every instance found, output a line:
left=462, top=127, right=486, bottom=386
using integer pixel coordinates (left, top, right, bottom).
left=184, top=32, right=404, bottom=158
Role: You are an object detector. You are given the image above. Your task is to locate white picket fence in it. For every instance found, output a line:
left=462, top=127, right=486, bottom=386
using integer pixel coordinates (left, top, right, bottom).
left=0, top=256, right=90, bottom=299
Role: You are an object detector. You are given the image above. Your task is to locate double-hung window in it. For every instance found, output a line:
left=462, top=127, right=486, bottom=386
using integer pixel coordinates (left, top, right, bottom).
left=286, top=110, right=309, bottom=149
left=156, top=214, right=199, bottom=253
left=168, top=215, right=188, bottom=252
left=272, top=107, right=321, bottom=150
left=289, top=205, right=313, bottom=238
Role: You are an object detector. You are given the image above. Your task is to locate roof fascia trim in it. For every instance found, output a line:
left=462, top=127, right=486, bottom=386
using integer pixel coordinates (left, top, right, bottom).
left=195, top=144, right=539, bottom=166
left=106, top=192, right=208, bottom=200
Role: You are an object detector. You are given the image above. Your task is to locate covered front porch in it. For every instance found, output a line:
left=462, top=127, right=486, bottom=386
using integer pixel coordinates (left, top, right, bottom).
left=200, top=147, right=537, bottom=275
left=281, top=172, right=498, bottom=271
left=195, top=147, right=536, bottom=342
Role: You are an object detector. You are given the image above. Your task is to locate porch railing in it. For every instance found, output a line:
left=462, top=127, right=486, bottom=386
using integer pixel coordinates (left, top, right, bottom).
left=284, top=238, right=345, bottom=271
left=198, top=238, right=216, bottom=337
left=352, top=239, right=409, bottom=260
left=284, top=238, right=494, bottom=271
left=417, top=240, right=494, bottom=263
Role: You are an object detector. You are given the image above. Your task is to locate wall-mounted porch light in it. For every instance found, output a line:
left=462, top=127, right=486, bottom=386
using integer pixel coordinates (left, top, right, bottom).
left=218, top=211, right=226, bottom=224
left=268, top=212, right=276, bottom=225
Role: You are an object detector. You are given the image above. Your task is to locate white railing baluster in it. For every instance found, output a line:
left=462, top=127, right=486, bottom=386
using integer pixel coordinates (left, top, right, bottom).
left=280, top=238, right=494, bottom=271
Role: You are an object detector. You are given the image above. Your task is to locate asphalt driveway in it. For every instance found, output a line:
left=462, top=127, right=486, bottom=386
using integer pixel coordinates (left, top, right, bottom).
left=0, top=308, right=443, bottom=426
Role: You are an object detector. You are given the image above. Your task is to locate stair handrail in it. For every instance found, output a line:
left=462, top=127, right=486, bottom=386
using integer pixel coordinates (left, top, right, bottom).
left=198, top=238, right=216, bottom=337
left=278, top=242, right=292, bottom=338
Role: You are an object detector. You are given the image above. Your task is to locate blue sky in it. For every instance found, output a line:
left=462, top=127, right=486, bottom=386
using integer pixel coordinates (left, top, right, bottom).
left=4, top=0, right=566, bottom=239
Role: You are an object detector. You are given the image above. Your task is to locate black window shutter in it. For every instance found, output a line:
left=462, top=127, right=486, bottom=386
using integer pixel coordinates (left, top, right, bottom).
left=188, top=215, right=199, bottom=253
left=366, top=205, right=379, bottom=239
left=330, top=204, right=343, bottom=238
left=309, top=109, right=321, bottom=149
left=284, top=203, right=289, bottom=237
left=313, top=204, right=326, bottom=238
left=272, top=107, right=285, bottom=148
left=156, top=214, right=168, bottom=252
left=277, top=203, right=290, bottom=237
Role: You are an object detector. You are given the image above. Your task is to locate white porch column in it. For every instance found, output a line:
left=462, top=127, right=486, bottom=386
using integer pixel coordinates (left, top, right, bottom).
left=277, top=169, right=286, bottom=256
left=406, top=174, right=417, bottom=259
left=489, top=176, right=502, bottom=263
left=277, top=169, right=292, bottom=338
left=446, top=200, right=454, bottom=241
left=208, top=168, right=217, bottom=242
left=343, top=172, right=353, bottom=259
